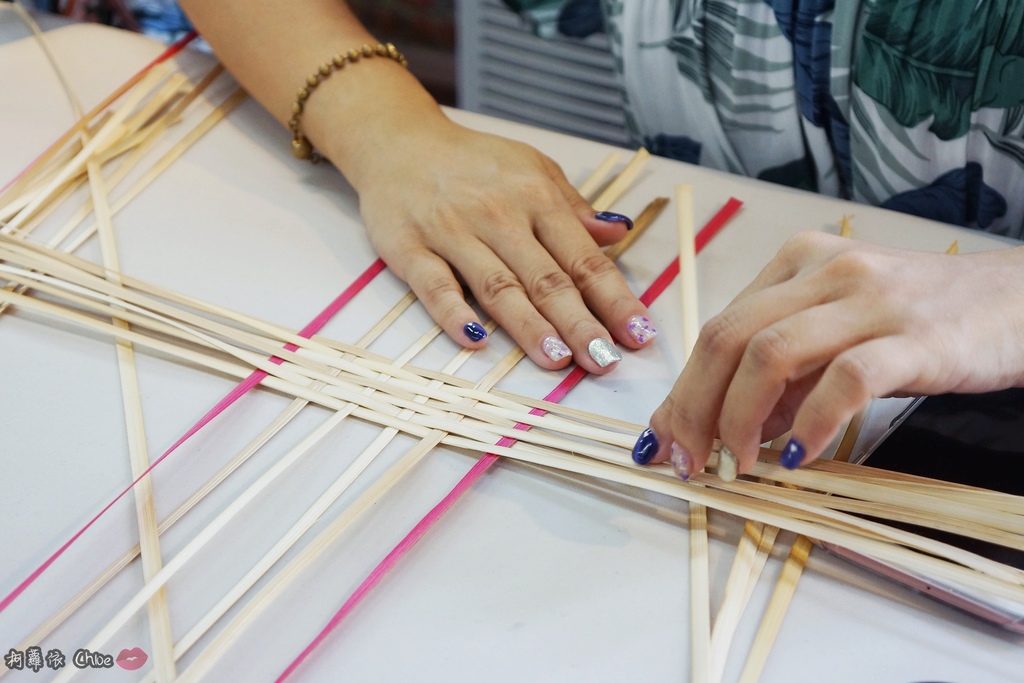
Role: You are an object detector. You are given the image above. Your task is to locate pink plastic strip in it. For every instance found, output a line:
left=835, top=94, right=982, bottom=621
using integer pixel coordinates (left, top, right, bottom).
left=0, top=258, right=387, bottom=614
left=276, top=198, right=744, bottom=681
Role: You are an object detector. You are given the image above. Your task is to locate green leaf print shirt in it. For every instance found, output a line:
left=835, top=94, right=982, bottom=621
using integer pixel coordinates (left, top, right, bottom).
left=506, top=0, right=1024, bottom=238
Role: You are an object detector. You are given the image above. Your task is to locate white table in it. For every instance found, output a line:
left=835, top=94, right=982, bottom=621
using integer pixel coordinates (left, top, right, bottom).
left=1, top=17, right=1021, bottom=683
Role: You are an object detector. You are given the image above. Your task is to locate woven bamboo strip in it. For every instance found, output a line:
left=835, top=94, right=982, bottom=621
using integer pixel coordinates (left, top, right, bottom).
left=173, top=346, right=537, bottom=683
left=5, top=291, right=420, bottom=661
left=4, top=253, right=1019, bottom=569
left=29, top=143, right=655, bottom=679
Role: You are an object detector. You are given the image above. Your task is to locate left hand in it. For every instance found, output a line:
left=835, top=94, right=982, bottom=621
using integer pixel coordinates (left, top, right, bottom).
left=637, top=232, right=1024, bottom=476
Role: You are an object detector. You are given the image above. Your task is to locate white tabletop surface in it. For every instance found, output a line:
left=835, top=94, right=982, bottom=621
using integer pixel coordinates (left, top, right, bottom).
left=0, top=16, right=1021, bottom=683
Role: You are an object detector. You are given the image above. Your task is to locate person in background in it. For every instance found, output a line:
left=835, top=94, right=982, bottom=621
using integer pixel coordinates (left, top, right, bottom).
left=176, top=0, right=1024, bottom=481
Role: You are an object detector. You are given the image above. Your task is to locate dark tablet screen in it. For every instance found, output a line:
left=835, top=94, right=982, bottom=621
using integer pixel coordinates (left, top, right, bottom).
left=861, top=388, right=1024, bottom=569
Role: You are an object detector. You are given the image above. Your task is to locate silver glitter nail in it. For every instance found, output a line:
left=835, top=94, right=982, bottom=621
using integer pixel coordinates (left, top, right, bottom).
left=717, top=445, right=738, bottom=482
left=626, top=315, right=657, bottom=344
left=587, top=338, right=621, bottom=368
left=542, top=336, right=572, bottom=361
left=670, top=443, right=691, bottom=481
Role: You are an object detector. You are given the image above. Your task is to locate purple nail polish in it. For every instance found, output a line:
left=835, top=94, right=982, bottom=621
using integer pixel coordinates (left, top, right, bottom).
left=632, top=427, right=659, bottom=465
left=626, top=315, right=657, bottom=344
left=463, top=322, right=487, bottom=342
left=595, top=211, right=633, bottom=230
left=670, top=443, right=691, bottom=481
left=780, top=437, right=806, bottom=469
left=542, top=336, right=571, bottom=361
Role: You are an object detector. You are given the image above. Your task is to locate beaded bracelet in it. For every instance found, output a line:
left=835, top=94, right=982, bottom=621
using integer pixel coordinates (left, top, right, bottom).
left=289, top=43, right=408, bottom=162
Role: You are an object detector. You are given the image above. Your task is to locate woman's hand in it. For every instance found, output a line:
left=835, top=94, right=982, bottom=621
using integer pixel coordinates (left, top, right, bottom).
left=633, top=231, right=1024, bottom=477
left=349, top=117, right=655, bottom=373
left=178, top=0, right=653, bottom=373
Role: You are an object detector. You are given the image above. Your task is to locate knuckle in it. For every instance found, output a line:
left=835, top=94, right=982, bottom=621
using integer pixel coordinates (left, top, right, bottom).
left=565, top=316, right=601, bottom=343
left=420, top=275, right=462, bottom=301
left=826, top=249, right=881, bottom=283
left=478, top=269, right=525, bottom=305
left=522, top=178, right=562, bottom=205
left=569, top=251, right=620, bottom=292
left=745, top=327, right=790, bottom=373
left=698, top=311, right=745, bottom=359
left=529, top=268, right=576, bottom=304
left=778, top=231, right=825, bottom=261
left=828, top=352, right=875, bottom=398
left=666, top=392, right=702, bottom=435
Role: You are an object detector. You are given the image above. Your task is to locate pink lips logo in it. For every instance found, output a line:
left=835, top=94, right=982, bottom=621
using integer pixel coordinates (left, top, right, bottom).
left=116, top=648, right=148, bottom=671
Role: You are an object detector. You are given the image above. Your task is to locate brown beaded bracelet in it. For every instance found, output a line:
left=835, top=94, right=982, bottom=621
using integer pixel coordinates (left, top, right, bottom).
left=289, top=43, right=408, bottom=162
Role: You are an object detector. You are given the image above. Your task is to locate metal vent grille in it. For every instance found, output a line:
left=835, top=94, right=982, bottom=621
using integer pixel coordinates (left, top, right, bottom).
left=457, top=0, right=631, bottom=147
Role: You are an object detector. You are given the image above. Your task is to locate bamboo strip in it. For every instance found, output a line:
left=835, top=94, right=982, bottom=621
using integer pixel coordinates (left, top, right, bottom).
left=2, top=65, right=172, bottom=235
left=85, top=134, right=176, bottom=681
left=709, top=522, right=779, bottom=683
left=0, top=113, right=123, bottom=229
left=675, top=181, right=712, bottom=683
left=676, top=184, right=699, bottom=356
left=591, top=147, right=650, bottom=212
left=603, top=196, right=669, bottom=262
left=0, top=30, right=196, bottom=207
left=737, top=536, right=814, bottom=683
left=832, top=407, right=866, bottom=464
left=576, top=152, right=621, bottom=202
left=690, top=500, right=712, bottom=683
left=46, top=65, right=224, bottom=251
left=64, top=88, right=247, bottom=254
left=8, top=2, right=84, bottom=118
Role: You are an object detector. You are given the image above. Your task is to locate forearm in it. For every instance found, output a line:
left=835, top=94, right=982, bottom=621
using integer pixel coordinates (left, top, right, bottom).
left=176, top=0, right=449, bottom=192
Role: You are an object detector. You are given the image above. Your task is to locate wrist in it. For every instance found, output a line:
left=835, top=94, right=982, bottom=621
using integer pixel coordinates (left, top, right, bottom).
left=298, top=54, right=453, bottom=192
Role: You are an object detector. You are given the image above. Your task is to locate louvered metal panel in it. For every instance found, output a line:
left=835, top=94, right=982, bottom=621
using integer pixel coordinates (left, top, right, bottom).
left=457, top=0, right=631, bottom=147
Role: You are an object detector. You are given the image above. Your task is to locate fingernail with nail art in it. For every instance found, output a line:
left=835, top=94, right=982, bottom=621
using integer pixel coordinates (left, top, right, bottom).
left=463, top=322, right=487, bottom=342
left=542, top=336, right=572, bottom=362
left=626, top=315, right=657, bottom=344
left=718, top=445, right=738, bottom=482
left=780, top=437, right=806, bottom=470
left=595, top=211, right=633, bottom=230
left=588, top=338, right=621, bottom=368
left=670, top=443, right=691, bottom=481
left=632, top=427, right=659, bottom=465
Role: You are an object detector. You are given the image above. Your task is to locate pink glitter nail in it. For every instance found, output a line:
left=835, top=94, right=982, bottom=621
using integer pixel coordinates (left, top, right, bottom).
left=670, top=443, right=691, bottom=481
left=627, top=315, right=657, bottom=344
left=542, top=336, right=572, bottom=361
